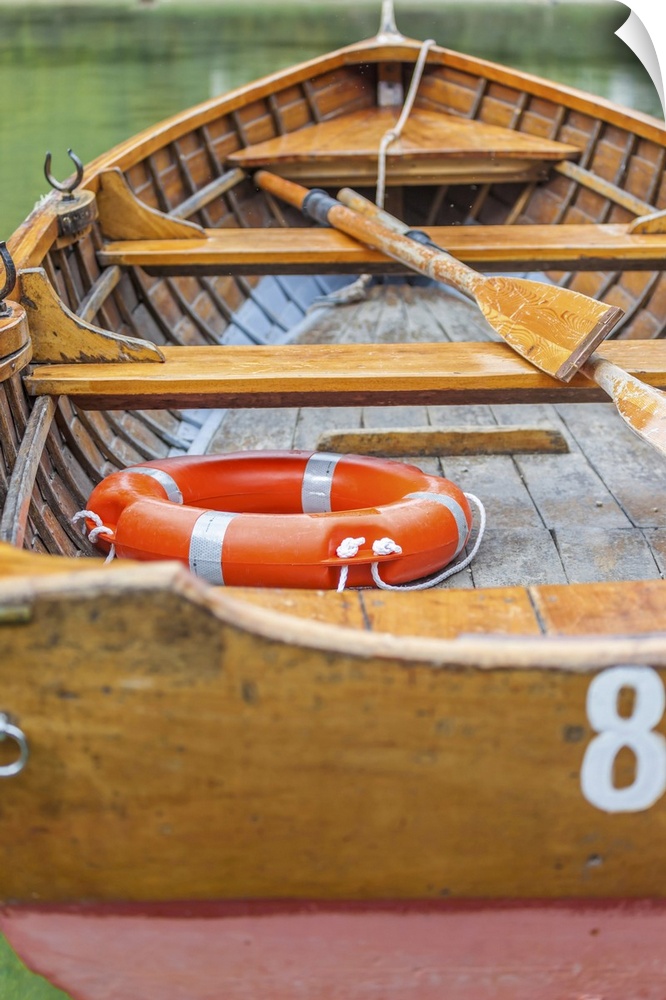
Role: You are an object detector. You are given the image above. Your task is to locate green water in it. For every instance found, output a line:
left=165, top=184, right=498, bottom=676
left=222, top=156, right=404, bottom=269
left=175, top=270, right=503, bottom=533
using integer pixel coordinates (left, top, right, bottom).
left=0, top=1, right=660, bottom=238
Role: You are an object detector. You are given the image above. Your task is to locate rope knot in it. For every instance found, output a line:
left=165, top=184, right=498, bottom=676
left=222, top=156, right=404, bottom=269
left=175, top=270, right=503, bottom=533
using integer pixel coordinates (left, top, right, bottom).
left=372, top=537, right=402, bottom=557
left=336, top=536, right=366, bottom=559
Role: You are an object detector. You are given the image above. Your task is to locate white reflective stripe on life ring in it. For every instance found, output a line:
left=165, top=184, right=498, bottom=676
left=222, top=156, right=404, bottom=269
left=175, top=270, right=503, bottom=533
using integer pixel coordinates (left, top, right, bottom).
left=189, top=511, right=238, bottom=585
left=130, top=467, right=184, bottom=504
left=301, top=452, right=342, bottom=513
left=405, top=491, right=469, bottom=557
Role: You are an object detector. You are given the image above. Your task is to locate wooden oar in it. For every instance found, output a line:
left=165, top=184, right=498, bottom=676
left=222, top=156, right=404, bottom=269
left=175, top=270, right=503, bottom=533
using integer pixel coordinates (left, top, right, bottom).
left=336, top=186, right=666, bottom=454
left=255, top=171, right=666, bottom=456
left=255, top=171, right=623, bottom=383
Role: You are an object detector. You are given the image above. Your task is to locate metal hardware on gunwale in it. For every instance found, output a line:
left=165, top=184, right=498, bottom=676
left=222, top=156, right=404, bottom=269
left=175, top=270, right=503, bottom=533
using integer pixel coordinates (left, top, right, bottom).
left=0, top=713, right=29, bottom=777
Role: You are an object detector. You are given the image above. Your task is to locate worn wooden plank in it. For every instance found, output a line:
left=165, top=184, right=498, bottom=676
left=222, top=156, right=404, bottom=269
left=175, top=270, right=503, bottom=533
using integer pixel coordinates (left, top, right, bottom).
left=554, top=402, right=666, bottom=528
left=292, top=406, right=363, bottom=451
left=359, top=585, right=541, bottom=636
left=76, top=266, right=123, bottom=325
left=532, top=577, right=666, bottom=635
left=24, top=341, right=666, bottom=411
left=0, top=398, right=58, bottom=547
left=207, top=406, right=299, bottom=453
left=515, top=451, right=633, bottom=531
left=551, top=527, right=661, bottom=583
left=317, top=425, right=568, bottom=457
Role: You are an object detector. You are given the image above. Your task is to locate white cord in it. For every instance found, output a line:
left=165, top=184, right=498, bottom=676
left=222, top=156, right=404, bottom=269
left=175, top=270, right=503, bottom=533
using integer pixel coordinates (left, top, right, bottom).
left=72, top=509, right=116, bottom=565
left=336, top=536, right=365, bottom=592
left=370, top=493, right=486, bottom=591
left=376, top=37, right=436, bottom=209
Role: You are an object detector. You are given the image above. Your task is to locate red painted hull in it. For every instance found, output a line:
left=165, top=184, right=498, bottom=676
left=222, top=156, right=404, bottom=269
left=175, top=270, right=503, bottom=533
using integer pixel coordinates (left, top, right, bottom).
left=2, top=900, right=666, bottom=1000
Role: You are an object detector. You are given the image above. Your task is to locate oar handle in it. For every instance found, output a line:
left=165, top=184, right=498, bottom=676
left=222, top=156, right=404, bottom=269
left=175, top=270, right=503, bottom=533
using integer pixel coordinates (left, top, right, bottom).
left=337, top=187, right=409, bottom=235
left=255, top=170, right=482, bottom=297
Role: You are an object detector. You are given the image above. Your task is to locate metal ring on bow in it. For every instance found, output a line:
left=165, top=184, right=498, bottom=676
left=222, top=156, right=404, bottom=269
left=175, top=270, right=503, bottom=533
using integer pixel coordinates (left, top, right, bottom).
left=44, top=148, right=84, bottom=197
left=0, top=713, right=29, bottom=777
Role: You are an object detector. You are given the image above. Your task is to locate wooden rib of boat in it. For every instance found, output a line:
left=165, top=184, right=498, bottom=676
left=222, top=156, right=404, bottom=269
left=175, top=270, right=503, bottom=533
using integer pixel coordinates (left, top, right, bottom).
left=2, top=4, right=666, bottom=997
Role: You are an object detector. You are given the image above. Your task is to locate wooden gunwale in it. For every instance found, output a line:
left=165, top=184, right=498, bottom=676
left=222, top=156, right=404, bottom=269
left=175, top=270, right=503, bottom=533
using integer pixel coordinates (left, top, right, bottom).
left=1, top=558, right=666, bottom=678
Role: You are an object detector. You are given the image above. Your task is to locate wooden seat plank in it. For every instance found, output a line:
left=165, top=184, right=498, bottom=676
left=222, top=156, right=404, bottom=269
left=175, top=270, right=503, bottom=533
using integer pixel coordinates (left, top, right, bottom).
left=24, top=340, right=666, bottom=411
left=98, top=224, right=666, bottom=275
left=226, top=107, right=580, bottom=185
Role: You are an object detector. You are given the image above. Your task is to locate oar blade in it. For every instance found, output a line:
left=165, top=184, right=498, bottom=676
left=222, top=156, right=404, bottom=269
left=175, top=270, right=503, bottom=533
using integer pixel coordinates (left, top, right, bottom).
left=477, top=277, right=624, bottom=382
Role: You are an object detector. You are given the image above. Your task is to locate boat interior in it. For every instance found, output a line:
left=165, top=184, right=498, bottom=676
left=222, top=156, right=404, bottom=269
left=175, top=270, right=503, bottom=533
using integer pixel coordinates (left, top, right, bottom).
left=2, top=11, right=666, bottom=996
left=2, top=14, right=666, bottom=604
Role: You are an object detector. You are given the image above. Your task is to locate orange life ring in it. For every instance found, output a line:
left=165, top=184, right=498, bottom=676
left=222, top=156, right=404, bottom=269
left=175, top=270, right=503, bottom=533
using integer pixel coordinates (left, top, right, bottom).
left=84, top=451, right=472, bottom=589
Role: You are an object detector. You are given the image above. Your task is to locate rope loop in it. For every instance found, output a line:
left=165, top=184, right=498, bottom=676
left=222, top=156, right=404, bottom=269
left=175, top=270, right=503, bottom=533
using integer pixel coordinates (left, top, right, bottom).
left=371, top=493, right=486, bottom=591
left=72, top=509, right=116, bottom=564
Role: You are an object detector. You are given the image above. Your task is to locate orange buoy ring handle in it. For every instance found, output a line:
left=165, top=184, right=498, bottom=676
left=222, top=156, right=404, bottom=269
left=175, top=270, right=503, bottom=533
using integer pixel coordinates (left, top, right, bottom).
left=84, top=451, right=472, bottom=589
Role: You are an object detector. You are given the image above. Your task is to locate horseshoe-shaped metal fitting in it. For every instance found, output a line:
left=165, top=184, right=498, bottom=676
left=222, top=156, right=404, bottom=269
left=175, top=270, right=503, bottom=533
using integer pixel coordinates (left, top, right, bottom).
left=0, top=242, right=16, bottom=318
left=0, top=713, right=29, bottom=778
left=44, top=148, right=84, bottom=199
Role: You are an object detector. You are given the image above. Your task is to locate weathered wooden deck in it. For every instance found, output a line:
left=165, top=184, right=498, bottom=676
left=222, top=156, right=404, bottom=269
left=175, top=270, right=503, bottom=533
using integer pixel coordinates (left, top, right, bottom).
left=209, top=282, right=666, bottom=589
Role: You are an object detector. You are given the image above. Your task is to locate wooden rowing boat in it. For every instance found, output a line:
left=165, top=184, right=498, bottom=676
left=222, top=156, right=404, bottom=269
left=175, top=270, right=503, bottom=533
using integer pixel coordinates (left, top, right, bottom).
left=2, top=3, right=666, bottom=996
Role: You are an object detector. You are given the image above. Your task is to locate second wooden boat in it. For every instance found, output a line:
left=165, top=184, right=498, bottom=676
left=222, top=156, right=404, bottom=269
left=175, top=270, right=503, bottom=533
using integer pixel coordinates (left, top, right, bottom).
left=1, top=3, right=666, bottom=996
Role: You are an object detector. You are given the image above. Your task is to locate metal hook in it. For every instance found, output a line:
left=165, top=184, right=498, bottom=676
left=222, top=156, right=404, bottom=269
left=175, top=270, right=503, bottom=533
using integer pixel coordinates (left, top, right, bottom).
left=0, top=242, right=16, bottom=318
left=0, top=713, right=29, bottom=778
left=44, top=148, right=84, bottom=198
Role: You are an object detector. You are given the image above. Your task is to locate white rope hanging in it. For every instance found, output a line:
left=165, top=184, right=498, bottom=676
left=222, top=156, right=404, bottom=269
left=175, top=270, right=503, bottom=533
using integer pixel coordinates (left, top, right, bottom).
left=336, top=536, right=365, bottom=592
left=311, top=36, right=435, bottom=310
left=371, top=493, right=486, bottom=591
left=72, top=509, right=116, bottom=565
left=375, top=36, right=436, bottom=209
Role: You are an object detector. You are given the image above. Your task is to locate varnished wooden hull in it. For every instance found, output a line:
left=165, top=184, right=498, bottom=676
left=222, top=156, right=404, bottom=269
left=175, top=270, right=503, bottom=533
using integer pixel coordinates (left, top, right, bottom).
left=2, top=14, right=666, bottom=997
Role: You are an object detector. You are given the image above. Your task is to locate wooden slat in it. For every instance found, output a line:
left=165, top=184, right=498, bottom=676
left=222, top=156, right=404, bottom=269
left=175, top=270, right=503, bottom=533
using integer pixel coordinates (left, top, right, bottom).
left=169, top=167, right=246, bottom=221
left=0, top=397, right=58, bottom=547
left=76, top=265, right=122, bottom=325
left=555, top=160, right=656, bottom=216
left=24, top=340, right=666, bottom=411
left=97, top=223, right=666, bottom=275
left=317, top=425, right=569, bottom=456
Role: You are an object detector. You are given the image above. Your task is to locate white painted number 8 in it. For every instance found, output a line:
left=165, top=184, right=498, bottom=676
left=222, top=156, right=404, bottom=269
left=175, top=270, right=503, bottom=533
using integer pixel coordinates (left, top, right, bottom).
left=581, top=666, right=666, bottom=813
